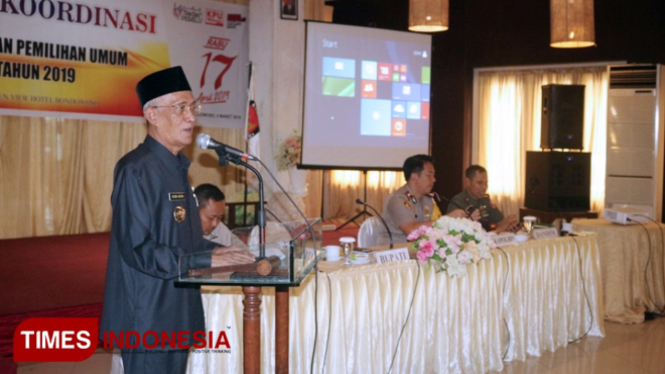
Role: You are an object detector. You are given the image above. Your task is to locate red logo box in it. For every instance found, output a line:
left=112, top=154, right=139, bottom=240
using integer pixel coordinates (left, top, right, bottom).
left=14, top=318, right=98, bottom=362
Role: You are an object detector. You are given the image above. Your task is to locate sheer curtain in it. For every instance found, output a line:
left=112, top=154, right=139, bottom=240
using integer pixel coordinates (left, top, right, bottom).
left=476, top=66, right=609, bottom=216
left=323, top=170, right=405, bottom=220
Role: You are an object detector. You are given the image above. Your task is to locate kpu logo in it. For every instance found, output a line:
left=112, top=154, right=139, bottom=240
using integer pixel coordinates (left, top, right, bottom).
left=205, top=9, right=224, bottom=27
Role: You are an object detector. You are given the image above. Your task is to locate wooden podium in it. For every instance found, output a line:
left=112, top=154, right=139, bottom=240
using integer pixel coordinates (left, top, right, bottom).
left=241, top=285, right=290, bottom=374
left=177, top=219, right=323, bottom=374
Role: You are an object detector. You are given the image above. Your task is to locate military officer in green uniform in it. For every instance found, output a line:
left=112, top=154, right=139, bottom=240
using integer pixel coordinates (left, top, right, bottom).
left=381, top=155, right=478, bottom=245
left=447, top=165, right=519, bottom=232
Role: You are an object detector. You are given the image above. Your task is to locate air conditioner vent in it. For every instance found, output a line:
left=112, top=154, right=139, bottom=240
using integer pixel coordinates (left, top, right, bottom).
left=609, top=65, right=657, bottom=89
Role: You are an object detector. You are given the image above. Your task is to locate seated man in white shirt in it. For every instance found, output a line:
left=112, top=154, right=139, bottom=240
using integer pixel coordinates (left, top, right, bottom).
left=194, top=183, right=247, bottom=248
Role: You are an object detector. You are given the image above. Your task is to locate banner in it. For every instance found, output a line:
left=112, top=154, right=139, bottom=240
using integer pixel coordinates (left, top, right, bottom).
left=165, top=0, right=248, bottom=128
left=0, top=0, right=248, bottom=127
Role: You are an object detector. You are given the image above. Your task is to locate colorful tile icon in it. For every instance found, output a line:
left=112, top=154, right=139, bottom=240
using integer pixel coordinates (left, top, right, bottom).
left=421, top=66, right=431, bottom=84
left=378, top=63, right=392, bottom=81
left=392, top=119, right=406, bottom=136
left=361, top=60, right=378, bottom=80
left=421, top=102, right=430, bottom=120
left=361, top=80, right=377, bottom=98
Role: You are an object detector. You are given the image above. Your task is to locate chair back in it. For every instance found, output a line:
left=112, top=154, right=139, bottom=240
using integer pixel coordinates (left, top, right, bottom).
left=248, top=221, right=292, bottom=246
left=230, top=226, right=254, bottom=245
left=358, top=216, right=387, bottom=248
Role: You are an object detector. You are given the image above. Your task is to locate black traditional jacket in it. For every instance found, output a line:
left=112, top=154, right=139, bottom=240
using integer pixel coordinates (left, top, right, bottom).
left=101, top=135, right=216, bottom=349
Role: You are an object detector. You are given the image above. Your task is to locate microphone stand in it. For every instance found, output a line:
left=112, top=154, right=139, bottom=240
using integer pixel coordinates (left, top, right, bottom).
left=337, top=170, right=372, bottom=230
left=215, top=151, right=266, bottom=259
left=210, top=143, right=314, bottom=260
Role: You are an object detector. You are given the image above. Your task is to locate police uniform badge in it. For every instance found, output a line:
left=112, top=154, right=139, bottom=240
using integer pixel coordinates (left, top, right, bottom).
left=173, top=205, right=186, bottom=223
left=403, top=201, right=411, bottom=209
left=424, top=205, right=430, bottom=218
left=405, top=190, right=418, bottom=205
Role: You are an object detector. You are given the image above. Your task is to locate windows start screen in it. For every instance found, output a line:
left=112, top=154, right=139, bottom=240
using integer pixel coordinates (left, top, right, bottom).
left=321, top=56, right=431, bottom=137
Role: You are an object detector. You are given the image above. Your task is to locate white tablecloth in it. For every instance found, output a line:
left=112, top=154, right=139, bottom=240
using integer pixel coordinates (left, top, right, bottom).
left=188, top=234, right=604, bottom=373
left=573, top=218, right=665, bottom=323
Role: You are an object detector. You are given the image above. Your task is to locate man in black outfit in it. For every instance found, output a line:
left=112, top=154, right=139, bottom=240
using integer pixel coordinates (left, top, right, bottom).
left=100, top=66, right=254, bottom=374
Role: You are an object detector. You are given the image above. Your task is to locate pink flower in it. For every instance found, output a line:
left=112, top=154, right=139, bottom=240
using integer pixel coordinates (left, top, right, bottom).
left=437, top=248, right=447, bottom=259
left=407, top=225, right=429, bottom=241
left=419, top=240, right=435, bottom=257
left=406, top=231, right=420, bottom=241
left=416, top=251, right=429, bottom=263
left=443, top=234, right=463, bottom=249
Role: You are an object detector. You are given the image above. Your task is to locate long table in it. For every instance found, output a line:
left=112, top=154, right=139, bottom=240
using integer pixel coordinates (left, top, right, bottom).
left=573, top=218, right=665, bottom=323
left=188, top=234, right=604, bottom=373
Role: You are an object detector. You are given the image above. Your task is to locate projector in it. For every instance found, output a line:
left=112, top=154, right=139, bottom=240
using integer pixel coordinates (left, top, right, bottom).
left=603, top=207, right=652, bottom=225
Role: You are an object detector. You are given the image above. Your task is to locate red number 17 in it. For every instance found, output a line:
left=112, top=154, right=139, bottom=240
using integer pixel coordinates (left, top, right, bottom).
left=200, top=52, right=238, bottom=90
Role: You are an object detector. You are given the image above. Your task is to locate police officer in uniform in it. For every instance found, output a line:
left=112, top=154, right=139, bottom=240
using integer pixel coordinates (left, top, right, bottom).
left=101, top=66, right=255, bottom=374
left=381, top=155, right=478, bottom=244
left=447, top=165, right=519, bottom=232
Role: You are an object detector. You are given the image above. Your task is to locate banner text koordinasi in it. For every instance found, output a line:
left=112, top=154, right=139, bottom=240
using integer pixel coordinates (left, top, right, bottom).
left=1, top=0, right=157, bottom=34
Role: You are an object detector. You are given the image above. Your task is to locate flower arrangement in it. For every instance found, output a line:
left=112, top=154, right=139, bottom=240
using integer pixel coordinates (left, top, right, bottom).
left=275, top=130, right=302, bottom=171
left=407, top=216, right=496, bottom=278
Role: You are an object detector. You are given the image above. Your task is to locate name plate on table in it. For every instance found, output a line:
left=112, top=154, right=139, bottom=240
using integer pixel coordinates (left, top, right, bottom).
left=374, top=247, right=410, bottom=264
left=532, top=227, right=559, bottom=239
left=493, top=233, right=516, bottom=246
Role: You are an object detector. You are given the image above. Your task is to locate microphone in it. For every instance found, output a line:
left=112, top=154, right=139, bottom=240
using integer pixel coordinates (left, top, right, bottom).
left=356, top=199, right=393, bottom=249
left=196, top=133, right=257, bottom=161
left=429, top=191, right=449, bottom=203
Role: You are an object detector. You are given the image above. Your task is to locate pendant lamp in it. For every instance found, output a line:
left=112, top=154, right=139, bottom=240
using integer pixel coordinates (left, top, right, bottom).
left=409, top=0, right=449, bottom=33
left=550, top=0, right=596, bottom=48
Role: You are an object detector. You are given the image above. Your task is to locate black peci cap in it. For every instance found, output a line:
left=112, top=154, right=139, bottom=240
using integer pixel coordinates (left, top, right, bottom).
left=136, top=66, right=192, bottom=107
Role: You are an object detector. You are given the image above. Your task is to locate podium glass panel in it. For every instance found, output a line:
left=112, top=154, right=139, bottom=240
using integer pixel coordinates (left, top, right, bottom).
left=178, top=218, right=323, bottom=286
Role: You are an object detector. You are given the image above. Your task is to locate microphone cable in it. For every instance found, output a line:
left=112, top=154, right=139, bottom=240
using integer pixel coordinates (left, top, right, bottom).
left=255, top=159, right=316, bottom=242
left=568, top=235, right=594, bottom=343
left=627, top=216, right=665, bottom=315
left=495, top=246, right=512, bottom=360
left=635, top=214, right=665, bottom=315
left=309, top=266, right=319, bottom=374
left=387, top=261, right=421, bottom=374
left=319, top=271, right=333, bottom=374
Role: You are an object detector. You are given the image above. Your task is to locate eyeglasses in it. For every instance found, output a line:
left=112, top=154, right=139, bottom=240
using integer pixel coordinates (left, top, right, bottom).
left=151, top=102, right=202, bottom=116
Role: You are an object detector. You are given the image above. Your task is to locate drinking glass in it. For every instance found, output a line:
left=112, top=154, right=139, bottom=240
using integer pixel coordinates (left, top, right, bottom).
left=523, top=216, right=537, bottom=234
left=340, top=237, right=355, bottom=265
